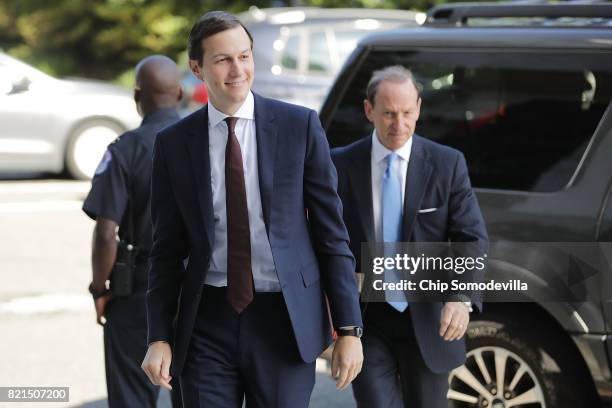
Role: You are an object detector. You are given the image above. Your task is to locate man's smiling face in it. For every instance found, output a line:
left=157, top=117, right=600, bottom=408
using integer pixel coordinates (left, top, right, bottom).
left=189, top=25, right=254, bottom=115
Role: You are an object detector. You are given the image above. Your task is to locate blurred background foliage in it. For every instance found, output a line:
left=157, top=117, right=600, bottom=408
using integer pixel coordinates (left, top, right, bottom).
left=0, top=0, right=470, bottom=84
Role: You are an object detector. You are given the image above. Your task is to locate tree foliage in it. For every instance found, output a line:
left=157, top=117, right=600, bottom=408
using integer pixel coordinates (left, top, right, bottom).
left=0, top=0, right=472, bottom=80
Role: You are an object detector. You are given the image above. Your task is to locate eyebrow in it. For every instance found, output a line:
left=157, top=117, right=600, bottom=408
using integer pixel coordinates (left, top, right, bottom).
left=211, top=49, right=252, bottom=59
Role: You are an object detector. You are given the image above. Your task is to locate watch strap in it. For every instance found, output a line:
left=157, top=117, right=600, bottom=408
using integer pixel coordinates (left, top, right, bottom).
left=88, top=282, right=110, bottom=299
left=337, top=327, right=363, bottom=338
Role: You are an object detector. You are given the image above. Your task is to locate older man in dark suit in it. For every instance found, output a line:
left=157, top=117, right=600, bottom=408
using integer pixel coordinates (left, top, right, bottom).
left=332, top=65, right=488, bottom=408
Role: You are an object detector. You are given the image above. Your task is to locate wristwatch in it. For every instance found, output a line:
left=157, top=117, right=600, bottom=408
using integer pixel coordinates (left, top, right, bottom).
left=88, top=282, right=110, bottom=299
left=447, top=294, right=473, bottom=313
left=337, top=327, right=363, bottom=338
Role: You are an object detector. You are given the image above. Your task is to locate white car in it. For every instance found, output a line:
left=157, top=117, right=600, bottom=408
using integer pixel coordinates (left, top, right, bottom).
left=0, top=52, right=141, bottom=179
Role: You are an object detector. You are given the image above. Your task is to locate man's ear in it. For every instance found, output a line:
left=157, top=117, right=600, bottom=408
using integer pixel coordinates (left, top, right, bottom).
left=188, top=60, right=203, bottom=81
left=364, top=99, right=374, bottom=123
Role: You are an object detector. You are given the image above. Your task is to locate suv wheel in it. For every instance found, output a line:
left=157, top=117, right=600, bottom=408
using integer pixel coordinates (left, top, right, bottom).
left=65, top=119, right=123, bottom=180
left=448, top=319, right=598, bottom=408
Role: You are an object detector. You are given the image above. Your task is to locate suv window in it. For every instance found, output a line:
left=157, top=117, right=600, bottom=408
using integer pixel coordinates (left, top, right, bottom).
left=326, top=49, right=612, bottom=192
left=308, top=31, right=332, bottom=74
left=280, top=35, right=300, bottom=71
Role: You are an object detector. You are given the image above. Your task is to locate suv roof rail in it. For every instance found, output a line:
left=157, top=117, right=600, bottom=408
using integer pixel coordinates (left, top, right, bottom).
left=425, top=2, right=612, bottom=27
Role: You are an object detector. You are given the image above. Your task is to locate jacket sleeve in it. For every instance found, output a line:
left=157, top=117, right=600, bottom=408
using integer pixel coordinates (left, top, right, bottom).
left=146, top=132, right=190, bottom=344
left=303, top=110, right=362, bottom=328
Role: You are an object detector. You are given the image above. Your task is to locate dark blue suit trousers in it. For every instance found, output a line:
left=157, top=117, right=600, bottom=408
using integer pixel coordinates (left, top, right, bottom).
left=180, top=285, right=315, bottom=408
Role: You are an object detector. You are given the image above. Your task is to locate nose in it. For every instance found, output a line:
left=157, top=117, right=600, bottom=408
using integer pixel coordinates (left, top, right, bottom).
left=228, top=58, right=242, bottom=76
left=390, top=117, right=402, bottom=132
left=397, top=116, right=411, bottom=131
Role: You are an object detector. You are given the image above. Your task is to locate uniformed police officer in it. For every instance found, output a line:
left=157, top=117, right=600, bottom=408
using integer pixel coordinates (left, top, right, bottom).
left=83, top=55, right=182, bottom=407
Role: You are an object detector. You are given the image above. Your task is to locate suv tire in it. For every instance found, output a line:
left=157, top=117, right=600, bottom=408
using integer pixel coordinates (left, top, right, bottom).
left=448, top=318, right=599, bottom=408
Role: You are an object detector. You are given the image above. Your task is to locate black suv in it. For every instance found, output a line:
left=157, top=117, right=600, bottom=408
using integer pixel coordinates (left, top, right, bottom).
left=320, top=3, right=612, bottom=407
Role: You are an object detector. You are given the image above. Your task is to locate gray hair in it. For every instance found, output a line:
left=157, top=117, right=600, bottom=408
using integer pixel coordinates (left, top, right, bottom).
left=366, top=65, right=422, bottom=106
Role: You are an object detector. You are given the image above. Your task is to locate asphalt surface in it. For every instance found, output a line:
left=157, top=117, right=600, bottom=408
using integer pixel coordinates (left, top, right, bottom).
left=0, top=177, right=355, bottom=407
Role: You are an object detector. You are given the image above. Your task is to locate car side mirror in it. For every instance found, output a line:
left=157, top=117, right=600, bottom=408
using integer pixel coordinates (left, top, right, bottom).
left=0, top=66, right=31, bottom=95
left=10, top=76, right=31, bottom=94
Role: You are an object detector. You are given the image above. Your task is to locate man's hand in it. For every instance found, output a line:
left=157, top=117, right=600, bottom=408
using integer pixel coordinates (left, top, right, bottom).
left=331, top=336, right=363, bottom=390
left=141, top=341, right=173, bottom=390
left=440, top=302, right=470, bottom=341
left=93, top=294, right=112, bottom=326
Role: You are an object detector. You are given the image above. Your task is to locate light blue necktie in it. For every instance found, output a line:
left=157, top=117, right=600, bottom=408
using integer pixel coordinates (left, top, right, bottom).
left=383, top=153, right=408, bottom=312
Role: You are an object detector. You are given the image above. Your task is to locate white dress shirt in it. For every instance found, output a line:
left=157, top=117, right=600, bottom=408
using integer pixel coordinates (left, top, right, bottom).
left=371, top=130, right=413, bottom=242
left=205, top=91, right=280, bottom=291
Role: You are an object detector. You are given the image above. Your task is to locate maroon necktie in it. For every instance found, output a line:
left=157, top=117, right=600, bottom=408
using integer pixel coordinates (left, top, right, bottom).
left=224, top=116, right=254, bottom=313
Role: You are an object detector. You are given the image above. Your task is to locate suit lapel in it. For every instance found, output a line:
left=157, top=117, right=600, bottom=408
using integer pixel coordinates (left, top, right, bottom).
left=348, top=137, right=375, bottom=243
left=402, top=135, right=432, bottom=241
left=186, top=106, right=214, bottom=250
left=253, top=93, right=277, bottom=233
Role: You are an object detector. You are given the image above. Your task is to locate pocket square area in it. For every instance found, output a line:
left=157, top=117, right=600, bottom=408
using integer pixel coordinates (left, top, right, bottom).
left=418, top=207, right=438, bottom=213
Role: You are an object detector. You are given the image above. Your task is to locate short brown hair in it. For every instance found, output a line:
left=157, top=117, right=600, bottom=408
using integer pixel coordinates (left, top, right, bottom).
left=188, top=11, right=253, bottom=65
left=366, top=65, right=422, bottom=106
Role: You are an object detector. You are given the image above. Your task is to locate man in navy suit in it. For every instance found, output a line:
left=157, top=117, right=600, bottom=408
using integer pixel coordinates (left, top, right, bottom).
left=332, top=66, right=488, bottom=408
left=140, top=11, right=363, bottom=408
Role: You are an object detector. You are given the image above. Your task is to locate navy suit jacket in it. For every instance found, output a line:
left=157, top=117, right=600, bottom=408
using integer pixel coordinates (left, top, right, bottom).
left=147, top=93, right=362, bottom=377
left=332, top=134, right=488, bottom=374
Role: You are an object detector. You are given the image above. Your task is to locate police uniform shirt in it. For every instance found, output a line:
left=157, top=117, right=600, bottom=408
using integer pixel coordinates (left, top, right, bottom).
left=82, top=108, right=180, bottom=289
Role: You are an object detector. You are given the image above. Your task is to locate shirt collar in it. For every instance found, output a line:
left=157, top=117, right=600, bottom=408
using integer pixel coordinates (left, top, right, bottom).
left=371, top=129, right=413, bottom=164
left=207, top=91, right=255, bottom=129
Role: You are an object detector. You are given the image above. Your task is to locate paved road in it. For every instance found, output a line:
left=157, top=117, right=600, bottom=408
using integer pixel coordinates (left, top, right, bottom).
left=0, top=178, right=355, bottom=407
